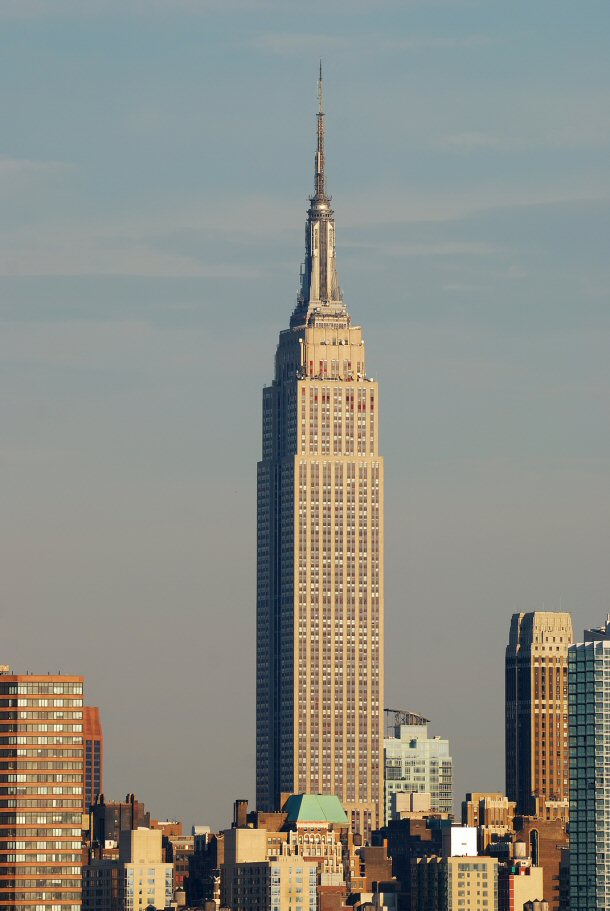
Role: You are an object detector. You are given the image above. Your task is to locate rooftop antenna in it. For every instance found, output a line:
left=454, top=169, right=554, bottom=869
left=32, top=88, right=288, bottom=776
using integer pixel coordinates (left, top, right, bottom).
left=315, top=60, right=325, bottom=199
left=318, top=59, right=323, bottom=113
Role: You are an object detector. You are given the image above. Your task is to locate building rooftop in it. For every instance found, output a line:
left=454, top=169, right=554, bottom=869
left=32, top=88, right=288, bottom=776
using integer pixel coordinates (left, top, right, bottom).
left=282, top=794, right=348, bottom=826
left=384, top=709, right=430, bottom=729
left=584, top=614, right=610, bottom=642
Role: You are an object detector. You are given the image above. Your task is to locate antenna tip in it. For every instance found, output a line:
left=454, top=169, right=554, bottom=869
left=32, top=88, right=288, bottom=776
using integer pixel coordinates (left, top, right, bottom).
left=318, top=61, right=324, bottom=113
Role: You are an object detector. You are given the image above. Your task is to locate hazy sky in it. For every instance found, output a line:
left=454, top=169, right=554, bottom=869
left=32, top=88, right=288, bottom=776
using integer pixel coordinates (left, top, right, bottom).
left=2, top=0, right=610, bottom=830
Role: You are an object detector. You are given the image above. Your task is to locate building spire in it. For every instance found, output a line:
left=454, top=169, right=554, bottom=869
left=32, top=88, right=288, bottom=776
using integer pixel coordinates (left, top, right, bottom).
left=315, top=60, right=326, bottom=200
left=291, top=65, right=345, bottom=327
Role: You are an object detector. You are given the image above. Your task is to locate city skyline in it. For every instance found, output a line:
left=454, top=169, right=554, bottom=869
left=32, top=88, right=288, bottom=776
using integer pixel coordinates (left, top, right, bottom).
left=2, top=2, right=610, bottom=832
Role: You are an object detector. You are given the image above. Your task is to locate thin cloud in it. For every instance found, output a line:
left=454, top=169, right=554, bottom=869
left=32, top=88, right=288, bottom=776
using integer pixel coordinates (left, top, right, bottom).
left=343, top=238, right=503, bottom=257
left=244, top=30, right=490, bottom=56
left=382, top=33, right=491, bottom=50
left=0, top=237, right=265, bottom=278
left=0, top=157, right=68, bottom=175
left=438, top=91, right=610, bottom=153
left=439, top=128, right=610, bottom=153
left=2, top=186, right=604, bottom=282
left=243, top=32, right=350, bottom=55
left=338, top=186, right=610, bottom=228
left=441, top=132, right=506, bottom=152
left=0, top=0, right=81, bottom=19
left=384, top=240, right=502, bottom=257
left=0, top=447, right=73, bottom=465
left=442, top=281, right=491, bottom=292
left=0, top=0, right=272, bottom=18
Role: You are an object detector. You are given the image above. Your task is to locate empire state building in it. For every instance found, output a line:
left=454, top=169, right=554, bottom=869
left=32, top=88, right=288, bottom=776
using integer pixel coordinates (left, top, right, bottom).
left=256, top=72, right=384, bottom=837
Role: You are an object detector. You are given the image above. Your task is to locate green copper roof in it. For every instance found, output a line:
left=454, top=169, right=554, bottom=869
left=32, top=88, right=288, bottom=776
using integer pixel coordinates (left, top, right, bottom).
left=282, top=794, right=349, bottom=825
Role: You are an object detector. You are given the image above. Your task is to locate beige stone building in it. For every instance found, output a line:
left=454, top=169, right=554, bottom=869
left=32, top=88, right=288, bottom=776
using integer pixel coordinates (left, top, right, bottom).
left=221, top=827, right=317, bottom=911
left=461, top=792, right=516, bottom=851
left=223, top=827, right=269, bottom=868
left=117, top=828, right=173, bottom=911
left=230, top=856, right=317, bottom=911
left=256, top=71, right=383, bottom=838
left=499, top=859, right=544, bottom=911
left=462, top=793, right=516, bottom=830
left=505, top=612, right=573, bottom=815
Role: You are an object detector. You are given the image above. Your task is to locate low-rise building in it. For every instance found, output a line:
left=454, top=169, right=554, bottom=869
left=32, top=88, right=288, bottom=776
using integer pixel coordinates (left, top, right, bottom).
left=83, top=827, right=173, bottom=911
left=166, top=834, right=195, bottom=888
left=221, top=794, right=393, bottom=911
left=185, top=829, right=223, bottom=907
left=412, top=856, right=498, bottom=911
left=462, top=794, right=516, bottom=854
left=91, top=793, right=151, bottom=853
left=462, top=794, right=516, bottom=830
left=82, top=859, right=119, bottom=911
left=498, top=860, right=544, bottom=911
left=376, top=817, right=481, bottom=911
left=222, top=849, right=317, bottom=911
left=512, top=817, right=567, bottom=911
left=119, top=828, right=174, bottom=911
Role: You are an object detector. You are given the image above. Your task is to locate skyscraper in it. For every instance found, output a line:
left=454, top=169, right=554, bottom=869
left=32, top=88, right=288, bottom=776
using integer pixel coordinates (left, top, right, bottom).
left=256, top=71, right=384, bottom=837
left=505, top=611, right=573, bottom=815
left=568, top=616, right=610, bottom=911
left=0, top=665, right=85, bottom=911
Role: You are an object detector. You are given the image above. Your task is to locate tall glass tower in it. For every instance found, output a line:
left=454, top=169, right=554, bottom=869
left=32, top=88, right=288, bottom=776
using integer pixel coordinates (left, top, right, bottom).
left=569, top=617, right=610, bottom=911
left=256, top=71, right=384, bottom=838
